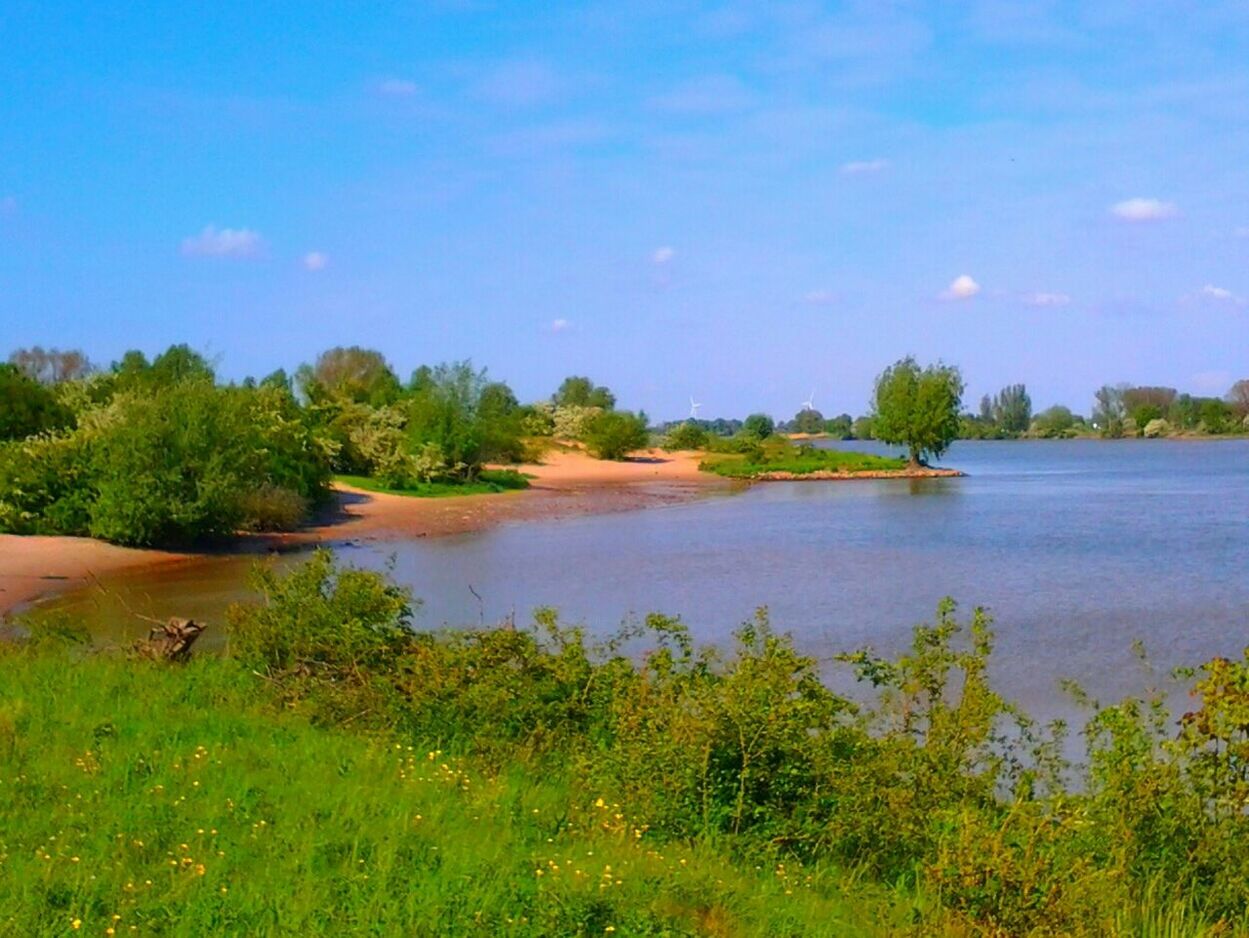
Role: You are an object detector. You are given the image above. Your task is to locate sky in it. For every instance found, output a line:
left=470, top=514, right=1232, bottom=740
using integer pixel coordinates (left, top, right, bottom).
left=1, top=1, right=1247, bottom=420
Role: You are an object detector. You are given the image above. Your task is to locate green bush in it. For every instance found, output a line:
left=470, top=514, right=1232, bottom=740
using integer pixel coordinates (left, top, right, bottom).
left=584, top=410, right=649, bottom=460
left=742, top=413, right=774, bottom=440
left=0, top=363, right=72, bottom=441
left=662, top=421, right=708, bottom=450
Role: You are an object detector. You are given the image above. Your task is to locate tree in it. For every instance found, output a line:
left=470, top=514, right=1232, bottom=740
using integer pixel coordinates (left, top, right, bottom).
left=1229, top=379, right=1249, bottom=419
left=553, top=375, right=615, bottom=410
left=871, top=357, right=964, bottom=466
left=825, top=413, right=853, bottom=439
left=663, top=421, right=708, bottom=451
left=792, top=408, right=825, bottom=434
left=9, top=346, right=93, bottom=384
left=1122, top=386, right=1177, bottom=434
left=990, top=384, right=1032, bottom=435
left=0, top=364, right=72, bottom=440
left=583, top=410, right=649, bottom=460
left=299, top=347, right=400, bottom=405
left=1092, top=384, right=1129, bottom=437
left=742, top=413, right=775, bottom=440
left=1032, top=405, right=1076, bottom=438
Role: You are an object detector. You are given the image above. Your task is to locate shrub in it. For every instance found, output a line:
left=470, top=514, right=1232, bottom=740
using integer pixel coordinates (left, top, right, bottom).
left=1143, top=417, right=1170, bottom=438
left=662, top=421, right=708, bottom=451
left=584, top=410, right=649, bottom=460
left=236, top=484, right=309, bottom=532
left=0, top=364, right=72, bottom=441
left=742, top=413, right=774, bottom=440
left=552, top=404, right=601, bottom=441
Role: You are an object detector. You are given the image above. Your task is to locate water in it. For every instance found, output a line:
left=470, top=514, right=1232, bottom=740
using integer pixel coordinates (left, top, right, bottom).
left=27, top=440, right=1249, bottom=719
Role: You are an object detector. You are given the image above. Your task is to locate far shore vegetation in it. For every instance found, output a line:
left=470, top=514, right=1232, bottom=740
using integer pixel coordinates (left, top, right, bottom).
left=4, top=552, right=1249, bottom=935
left=3, top=343, right=1247, bottom=550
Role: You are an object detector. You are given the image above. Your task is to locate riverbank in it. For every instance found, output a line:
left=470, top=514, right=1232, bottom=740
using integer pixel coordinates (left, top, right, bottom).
left=0, top=449, right=724, bottom=617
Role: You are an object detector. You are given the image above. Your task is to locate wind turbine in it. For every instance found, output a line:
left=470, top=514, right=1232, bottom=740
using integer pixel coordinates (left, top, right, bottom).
left=689, top=396, right=702, bottom=419
left=801, top=390, right=816, bottom=412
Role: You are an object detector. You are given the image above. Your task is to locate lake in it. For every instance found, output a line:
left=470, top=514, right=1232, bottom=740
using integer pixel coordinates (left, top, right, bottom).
left=27, top=439, right=1249, bottom=721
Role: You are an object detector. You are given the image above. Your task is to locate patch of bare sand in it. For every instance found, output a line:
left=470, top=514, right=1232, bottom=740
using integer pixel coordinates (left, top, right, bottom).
left=0, top=536, right=192, bottom=618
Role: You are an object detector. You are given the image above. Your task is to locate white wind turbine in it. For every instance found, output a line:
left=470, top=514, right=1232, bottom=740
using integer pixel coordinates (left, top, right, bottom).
left=689, top=396, right=702, bottom=419
left=801, top=390, right=816, bottom=412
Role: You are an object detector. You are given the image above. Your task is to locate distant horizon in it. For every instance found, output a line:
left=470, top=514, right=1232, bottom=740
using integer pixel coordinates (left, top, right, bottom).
left=2, top=3, right=1246, bottom=420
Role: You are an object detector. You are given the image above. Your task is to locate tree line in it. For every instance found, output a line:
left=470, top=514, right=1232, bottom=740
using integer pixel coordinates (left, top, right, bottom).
left=0, top=345, right=647, bottom=547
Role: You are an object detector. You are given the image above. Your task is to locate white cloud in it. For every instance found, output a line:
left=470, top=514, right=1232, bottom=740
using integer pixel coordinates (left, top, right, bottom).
left=1110, top=197, right=1177, bottom=222
left=802, top=289, right=837, bottom=305
left=651, top=246, right=675, bottom=264
left=1022, top=291, right=1071, bottom=307
left=548, top=318, right=571, bottom=333
left=180, top=225, right=263, bottom=258
left=377, top=78, right=418, bottom=97
left=840, top=158, right=888, bottom=174
left=940, top=274, right=981, bottom=300
left=302, top=251, right=328, bottom=271
left=1198, top=284, right=1244, bottom=306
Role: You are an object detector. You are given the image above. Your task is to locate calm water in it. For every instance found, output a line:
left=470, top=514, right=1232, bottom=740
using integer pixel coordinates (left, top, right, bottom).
left=28, top=440, right=1249, bottom=718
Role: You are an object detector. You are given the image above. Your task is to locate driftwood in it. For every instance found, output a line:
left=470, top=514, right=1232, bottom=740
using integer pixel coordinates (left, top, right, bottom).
left=135, top=618, right=207, bottom=663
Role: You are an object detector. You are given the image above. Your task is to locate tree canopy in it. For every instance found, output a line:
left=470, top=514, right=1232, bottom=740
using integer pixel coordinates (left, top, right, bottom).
left=553, top=375, right=616, bottom=410
left=871, top=357, right=964, bottom=465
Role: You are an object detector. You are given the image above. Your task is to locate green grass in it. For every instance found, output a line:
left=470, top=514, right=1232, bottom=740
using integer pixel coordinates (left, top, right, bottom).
left=0, top=649, right=913, bottom=937
left=700, top=442, right=906, bottom=480
left=335, top=468, right=530, bottom=498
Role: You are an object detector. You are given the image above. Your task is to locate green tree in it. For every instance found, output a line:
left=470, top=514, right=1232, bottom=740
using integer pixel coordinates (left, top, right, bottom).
left=990, top=384, right=1032, bottom=435
left=1228, top=379, right=1249, bottom=419
left=825, top=413, right=853, bottom=439
left=1092, top=384, right=1129, bottom=437
left=553, top=375, right=616, bottom=410
left=298, top=347, right=400, bottom=406
left=0, top=364, right=73, bottom=440
left=792, top=408, right=825, bottom=434
left=742, top=413, right=775, bottom=440
left=1032, top=405, right=1076, bottom=438
left=871, top=357, right=964, bottom=466
left=583, top=410, right=649, bottom=460
left=663, top=421, right=708, bottom=450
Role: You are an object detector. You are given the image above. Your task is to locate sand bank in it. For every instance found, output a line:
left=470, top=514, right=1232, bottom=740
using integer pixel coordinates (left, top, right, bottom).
left=0, top=449, right=725, bottom=617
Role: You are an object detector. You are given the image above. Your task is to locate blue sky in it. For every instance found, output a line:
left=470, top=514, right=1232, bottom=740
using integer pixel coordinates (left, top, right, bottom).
left=2, top=1, right=1247, bottom=420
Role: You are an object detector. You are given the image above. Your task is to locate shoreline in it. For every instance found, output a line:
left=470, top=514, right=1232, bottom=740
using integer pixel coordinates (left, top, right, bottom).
left=746, top=466, right=964, bottom=481
left=0, top=449, right=726, bottom=618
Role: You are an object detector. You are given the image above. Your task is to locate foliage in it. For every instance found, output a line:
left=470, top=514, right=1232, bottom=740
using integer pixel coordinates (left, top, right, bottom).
left=741, top=413, right=775, bottom=440
left=700, top=440, right=906, bottom=478
left=1143, top=417, right=1170, bottom=438
left=0, top=377, right=331, bottom=545
left=1031, top=405, right=1078, bottom=438
left=824, top=413, right=854, bottom=438
left=0, top=364, right=73, bottom=441
left=1093, top=384, right=1130, bottom=437
left=583, top=410, right=650, bottom=460
left=335, top=468, right=530, bottom=498
left=662, top=421, right=709, bottom=451
left=871, top=357, right=964, bottom=465
left=552, top=404, right=603, bottom=441
left=791, top=408, right=825, bottom=434
left=6, top=554, right=1249, bottom=934
left=553, top=375, right=616, bottom=410
left=297, top=346, right=401, bottom=406
left=979, top=384, right=1032, bottom=435
left=1229, top=379, right=1249, bottom=418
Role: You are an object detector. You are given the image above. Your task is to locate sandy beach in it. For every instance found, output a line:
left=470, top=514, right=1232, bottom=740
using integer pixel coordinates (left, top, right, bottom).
left=0, top=449, right=724, bottom=617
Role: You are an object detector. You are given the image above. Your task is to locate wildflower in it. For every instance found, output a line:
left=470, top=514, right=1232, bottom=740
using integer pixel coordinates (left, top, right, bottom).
left=71, top=920, right=81, bottom=930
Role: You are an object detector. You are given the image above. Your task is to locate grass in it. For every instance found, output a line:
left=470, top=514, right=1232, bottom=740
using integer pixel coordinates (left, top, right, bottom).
left=0, top=649, right=913, bottom=937
left=335, top=468, right=531, bottom=498
left=699, top=441, right=906, bottom=480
